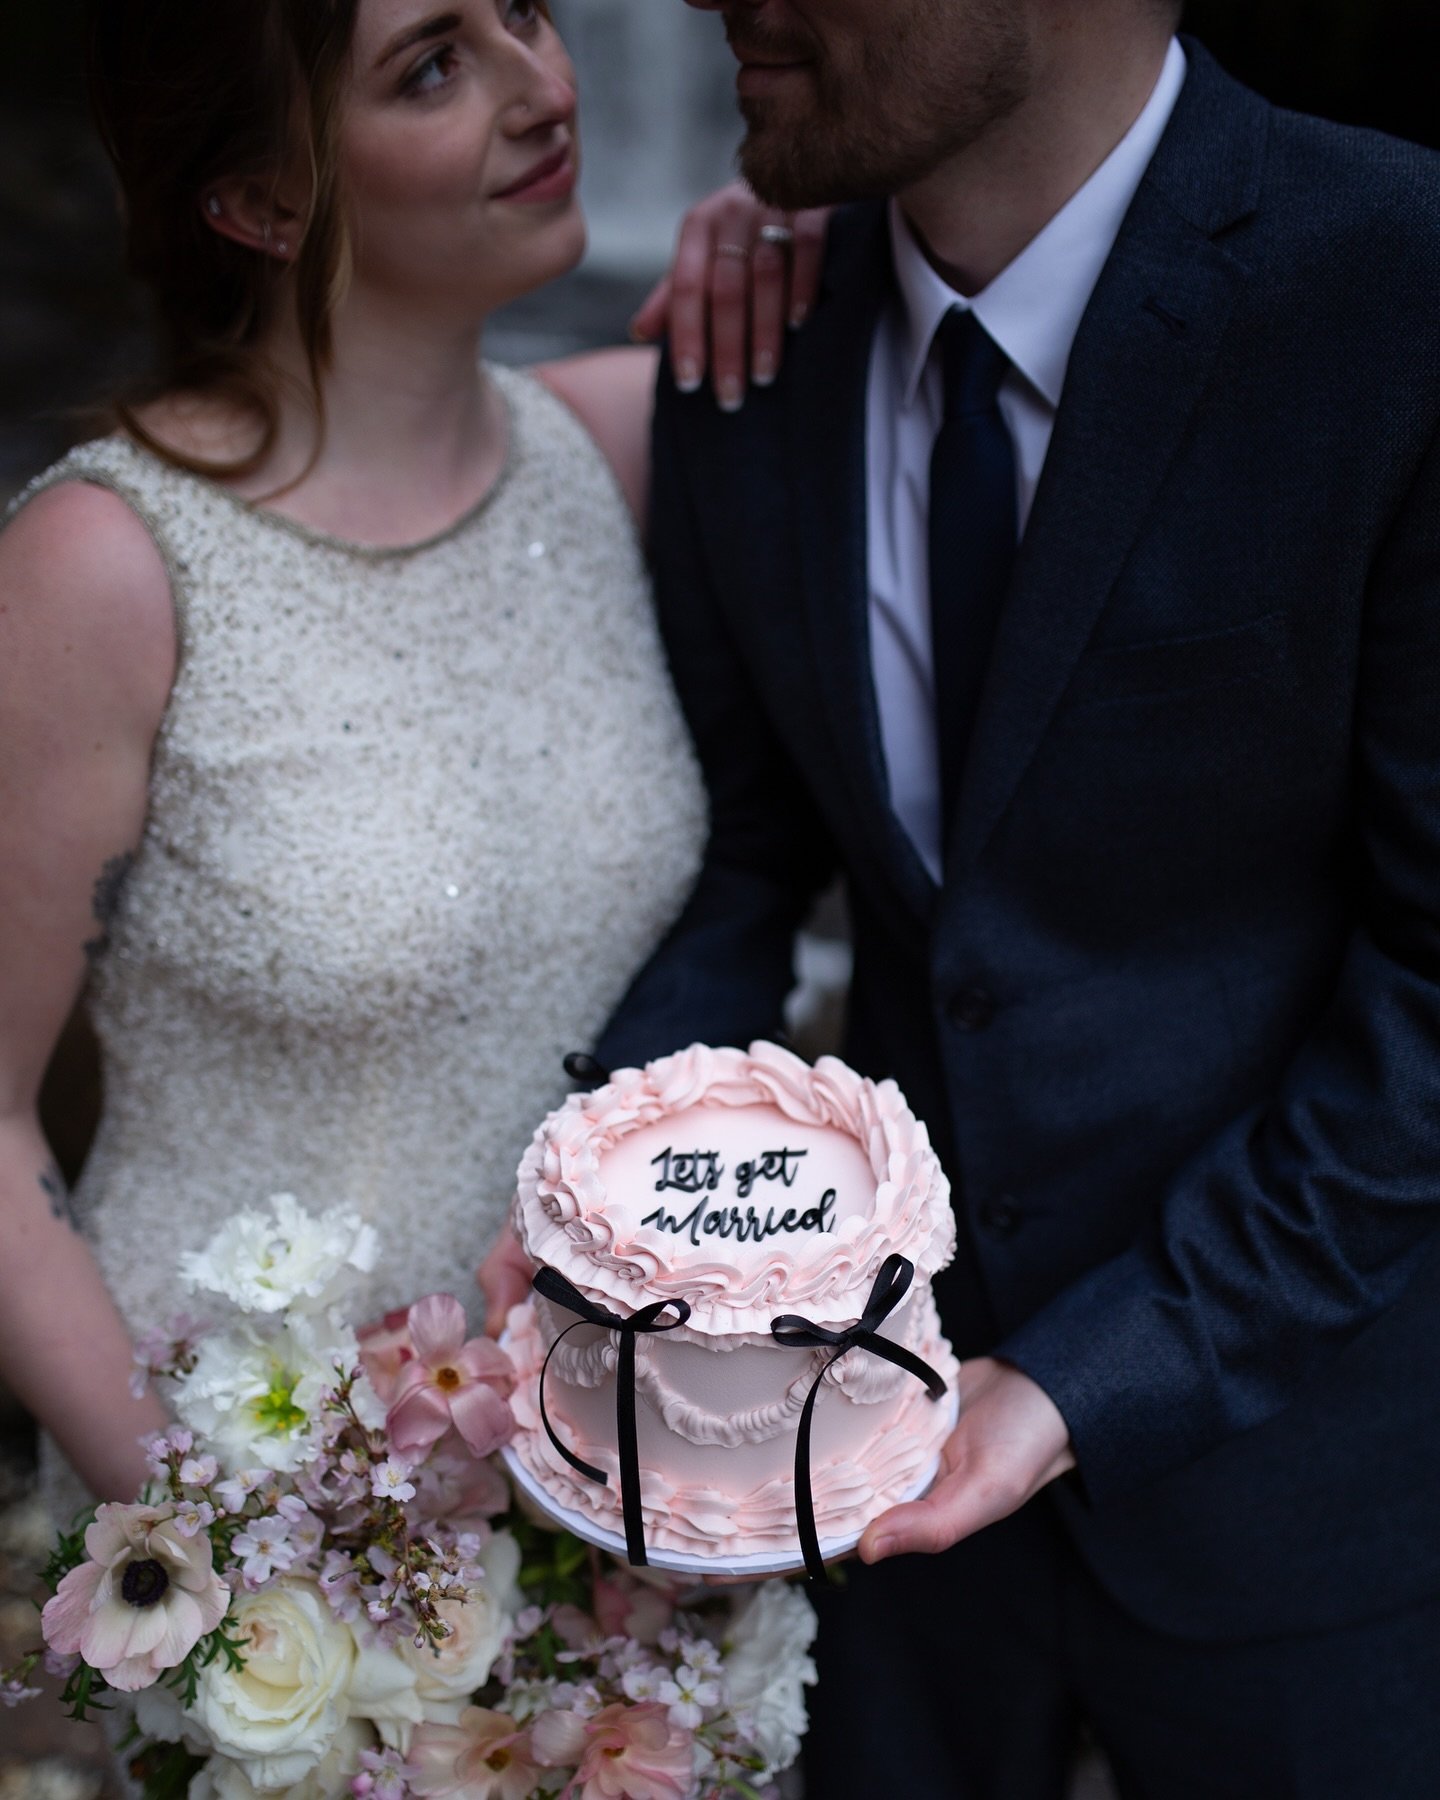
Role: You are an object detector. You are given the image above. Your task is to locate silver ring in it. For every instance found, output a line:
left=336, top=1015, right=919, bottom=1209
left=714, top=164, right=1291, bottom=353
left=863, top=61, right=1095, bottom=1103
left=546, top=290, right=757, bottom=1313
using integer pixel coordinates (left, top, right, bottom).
left=715, top=240, right=751, bottom=259
left=759, top=223, right=795, bottom=248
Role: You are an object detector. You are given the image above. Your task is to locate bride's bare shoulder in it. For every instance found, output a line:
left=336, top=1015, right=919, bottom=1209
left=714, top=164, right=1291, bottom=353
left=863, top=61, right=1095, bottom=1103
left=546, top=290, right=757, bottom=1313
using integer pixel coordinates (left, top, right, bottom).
left=1, top=478, right=177, bottom=727
left=534, top=347, right=660, bottom=528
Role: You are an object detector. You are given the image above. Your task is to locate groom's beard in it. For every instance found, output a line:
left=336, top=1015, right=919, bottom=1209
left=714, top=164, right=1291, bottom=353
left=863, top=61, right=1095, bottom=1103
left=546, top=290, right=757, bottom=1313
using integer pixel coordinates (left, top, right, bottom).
left=726, top=1, right=1031, bottom=211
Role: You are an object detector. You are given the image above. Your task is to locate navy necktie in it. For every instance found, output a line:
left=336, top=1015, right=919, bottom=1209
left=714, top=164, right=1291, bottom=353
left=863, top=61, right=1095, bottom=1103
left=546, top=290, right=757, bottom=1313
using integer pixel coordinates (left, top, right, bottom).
left=927, top=307, right=1018, bottom=851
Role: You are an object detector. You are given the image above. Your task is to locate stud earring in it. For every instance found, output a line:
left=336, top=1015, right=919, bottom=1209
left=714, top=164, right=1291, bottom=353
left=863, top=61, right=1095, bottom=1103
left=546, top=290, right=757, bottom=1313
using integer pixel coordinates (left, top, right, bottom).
left=276, top=240, right=289, bottom=256
left=206, top=195, right=222, bottom=217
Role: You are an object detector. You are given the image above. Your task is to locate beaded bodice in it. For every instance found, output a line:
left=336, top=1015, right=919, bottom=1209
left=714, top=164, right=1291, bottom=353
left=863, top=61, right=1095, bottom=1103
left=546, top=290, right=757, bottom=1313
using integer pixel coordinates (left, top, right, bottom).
left=13, top=365, right=706, bottom=1366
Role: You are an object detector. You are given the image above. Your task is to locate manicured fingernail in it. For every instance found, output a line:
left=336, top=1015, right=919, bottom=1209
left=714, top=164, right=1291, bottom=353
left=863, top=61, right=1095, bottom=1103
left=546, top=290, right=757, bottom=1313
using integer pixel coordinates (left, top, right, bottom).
left=789, top=303, right=809, bottom=329
left=752, top=351, right=776, bottom=387
left=718, top=375, right=744, bottom=413
left=629, top=319, right=651, bottom=343
left=676, top=358, right=702, bottom=394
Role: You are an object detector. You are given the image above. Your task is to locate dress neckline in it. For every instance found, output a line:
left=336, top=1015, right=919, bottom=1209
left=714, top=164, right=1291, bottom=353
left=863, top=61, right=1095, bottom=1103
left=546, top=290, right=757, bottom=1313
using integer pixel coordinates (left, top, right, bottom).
left=116, top=366, right=519, bottom=561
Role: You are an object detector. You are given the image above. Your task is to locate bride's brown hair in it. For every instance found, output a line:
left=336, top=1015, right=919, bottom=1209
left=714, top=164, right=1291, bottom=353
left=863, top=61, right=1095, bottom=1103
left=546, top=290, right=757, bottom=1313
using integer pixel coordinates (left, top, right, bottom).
left=87, top=0, right=360, bottom=478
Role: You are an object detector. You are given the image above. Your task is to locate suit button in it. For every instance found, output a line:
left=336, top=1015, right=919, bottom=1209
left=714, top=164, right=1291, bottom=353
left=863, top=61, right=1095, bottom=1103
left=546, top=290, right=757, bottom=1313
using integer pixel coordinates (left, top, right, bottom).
left=978, top=1196, right=1021, bottom=1240
left=947, top=987, right=996, bottom=1031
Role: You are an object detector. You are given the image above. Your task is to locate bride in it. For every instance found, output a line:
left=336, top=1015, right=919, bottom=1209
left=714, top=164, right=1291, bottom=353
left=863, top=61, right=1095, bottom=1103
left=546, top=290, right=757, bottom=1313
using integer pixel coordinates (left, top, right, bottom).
left=0, top=0, right=818, bottom=1517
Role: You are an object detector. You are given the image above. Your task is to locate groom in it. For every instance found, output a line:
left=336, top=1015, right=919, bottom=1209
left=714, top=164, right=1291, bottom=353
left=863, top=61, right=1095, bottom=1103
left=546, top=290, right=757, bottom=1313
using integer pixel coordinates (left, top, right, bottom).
left=580, top=0, right=1440, bottom=1792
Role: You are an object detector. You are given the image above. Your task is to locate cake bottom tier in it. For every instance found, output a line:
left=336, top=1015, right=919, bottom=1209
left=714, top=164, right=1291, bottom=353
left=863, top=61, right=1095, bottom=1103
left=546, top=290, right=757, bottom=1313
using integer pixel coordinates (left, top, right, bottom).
left=502, top=1286, right=961, bottom=1566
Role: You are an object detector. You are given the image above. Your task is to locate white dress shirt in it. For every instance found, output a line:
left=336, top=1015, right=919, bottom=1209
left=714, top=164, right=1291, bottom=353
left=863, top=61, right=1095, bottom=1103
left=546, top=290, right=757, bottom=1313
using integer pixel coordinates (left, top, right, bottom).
left=866, top=38, right=1187, bottom=881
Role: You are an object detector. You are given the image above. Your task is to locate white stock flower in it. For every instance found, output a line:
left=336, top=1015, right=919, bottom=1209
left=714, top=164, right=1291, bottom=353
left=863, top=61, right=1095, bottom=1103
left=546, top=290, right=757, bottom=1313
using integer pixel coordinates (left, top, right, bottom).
left=180, top=1195, right=378, bottom=1317
left=723, top=1581, right=819, bottom=1774
left=190, top=1580, right=358, bottom=1788
left=133, top=1678, right=211, bottom=1755
left=172, top=1313, right=362, bottom=1476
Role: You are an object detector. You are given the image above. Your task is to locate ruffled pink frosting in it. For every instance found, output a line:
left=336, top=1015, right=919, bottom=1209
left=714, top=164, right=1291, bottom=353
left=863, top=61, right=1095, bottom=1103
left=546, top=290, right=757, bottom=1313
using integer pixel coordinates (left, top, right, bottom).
left=504, top=1295, right=960, bottom=1560
left=514, top=1041, right=955, bottom=1333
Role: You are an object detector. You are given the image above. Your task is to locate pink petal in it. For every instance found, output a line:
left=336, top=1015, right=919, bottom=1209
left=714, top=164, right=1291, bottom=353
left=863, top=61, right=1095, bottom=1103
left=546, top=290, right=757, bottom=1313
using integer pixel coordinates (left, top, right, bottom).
left=147, top=1590, right=206, bottom=1672
left=531, top=1708, right=590, bottom=1767
left=82, top=1506, right=138, bottom=1567
left=388, top=1384, right=455, bottom=1456
left=389, top=1360, right=437, bottom=1405
left=81, top=1596, right=163, bottom=1670
left=41, top=1565, right=104, bottom=1655
left=102, top=1652, right=165, bottom=1694
left=407, top=1294, right=466, bottom=1364
left=448, top=1383, right=516, bottom=1458
left=195, top=1575, right=231, bottom=1636
left=454, top=1337, right=517, bottom=1394
left=409, top=1720, right=477, bottom=1794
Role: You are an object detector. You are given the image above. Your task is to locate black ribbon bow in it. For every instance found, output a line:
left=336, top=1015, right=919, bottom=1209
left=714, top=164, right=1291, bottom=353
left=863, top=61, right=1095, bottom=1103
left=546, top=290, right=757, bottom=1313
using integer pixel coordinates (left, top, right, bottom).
left=771, top=1253, right=947, bottom=1581
left=531, top=1265, right=691, bottom=1567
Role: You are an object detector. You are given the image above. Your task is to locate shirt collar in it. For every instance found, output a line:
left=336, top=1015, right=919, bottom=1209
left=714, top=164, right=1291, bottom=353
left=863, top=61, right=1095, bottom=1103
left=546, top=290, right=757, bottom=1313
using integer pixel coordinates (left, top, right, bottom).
left=889, top=36, right=1187, bottom=410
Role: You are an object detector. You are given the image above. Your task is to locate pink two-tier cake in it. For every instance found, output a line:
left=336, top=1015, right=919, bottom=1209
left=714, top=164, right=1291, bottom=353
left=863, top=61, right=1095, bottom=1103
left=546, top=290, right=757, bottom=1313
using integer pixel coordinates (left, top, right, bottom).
left=502, top=1041, right=960, bottom=1572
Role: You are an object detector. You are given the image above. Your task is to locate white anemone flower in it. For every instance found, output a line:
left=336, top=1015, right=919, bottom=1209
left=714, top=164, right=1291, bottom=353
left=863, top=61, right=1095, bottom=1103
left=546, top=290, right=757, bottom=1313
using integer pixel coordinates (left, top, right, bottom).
left=179, top=1195, right=378, bottom=1317
left=171, top=1312, right=365, bottom=1476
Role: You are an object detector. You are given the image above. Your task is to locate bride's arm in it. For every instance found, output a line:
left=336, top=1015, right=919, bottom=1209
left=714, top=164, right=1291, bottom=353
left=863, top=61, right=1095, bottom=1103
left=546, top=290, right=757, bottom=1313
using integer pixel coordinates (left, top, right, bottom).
left=0, top=481, right=177, bottom=1502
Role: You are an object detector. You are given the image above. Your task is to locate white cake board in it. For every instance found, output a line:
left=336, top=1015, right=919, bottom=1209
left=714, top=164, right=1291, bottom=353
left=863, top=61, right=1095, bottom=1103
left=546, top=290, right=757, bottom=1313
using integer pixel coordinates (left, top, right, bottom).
left=499, top=1384, right=960, bottom=1580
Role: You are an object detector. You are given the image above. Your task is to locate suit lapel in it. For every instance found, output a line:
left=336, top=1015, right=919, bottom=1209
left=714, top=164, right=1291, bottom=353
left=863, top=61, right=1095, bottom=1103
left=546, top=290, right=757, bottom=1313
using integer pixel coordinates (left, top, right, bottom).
left=947, top=46, right=1269, bottom=881
left=786, top=204, right=938, bottom=921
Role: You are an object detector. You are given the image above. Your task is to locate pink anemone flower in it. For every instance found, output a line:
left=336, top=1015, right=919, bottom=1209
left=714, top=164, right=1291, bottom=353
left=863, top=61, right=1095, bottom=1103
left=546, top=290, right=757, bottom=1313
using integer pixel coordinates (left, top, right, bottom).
left=386, top=1294, right=516, bottom=1460
left=41, top=1503, right=230, bottom=1693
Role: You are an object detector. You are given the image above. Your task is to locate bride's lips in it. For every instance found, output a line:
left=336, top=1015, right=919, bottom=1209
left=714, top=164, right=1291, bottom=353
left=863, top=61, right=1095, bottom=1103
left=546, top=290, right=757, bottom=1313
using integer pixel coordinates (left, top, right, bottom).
left=493, top=145, right=576, bottom=204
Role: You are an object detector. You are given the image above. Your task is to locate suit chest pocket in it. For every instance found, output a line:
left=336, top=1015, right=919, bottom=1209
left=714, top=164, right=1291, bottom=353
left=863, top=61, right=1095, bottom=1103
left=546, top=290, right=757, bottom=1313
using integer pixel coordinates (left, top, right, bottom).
left=1063, top=611, right=1290, bottom=710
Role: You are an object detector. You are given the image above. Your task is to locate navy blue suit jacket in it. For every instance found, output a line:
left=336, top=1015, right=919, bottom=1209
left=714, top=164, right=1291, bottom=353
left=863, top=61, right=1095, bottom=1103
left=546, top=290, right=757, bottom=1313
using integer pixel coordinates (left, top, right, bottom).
left=597, top=43, right=1440, bottom=1641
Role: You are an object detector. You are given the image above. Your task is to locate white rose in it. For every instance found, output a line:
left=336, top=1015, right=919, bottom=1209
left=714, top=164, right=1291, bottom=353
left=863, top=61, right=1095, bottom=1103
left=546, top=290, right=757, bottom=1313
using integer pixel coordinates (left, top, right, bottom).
left=190, top=1581, right=356, bottom=1789
left=180, top=1195, right=378, bottom=1317
left=724, top=1581, right=819, bottom=1774
left=401, top=1594, right=506, bottom=1720
left=187, top=1721, right=372, bottom=1799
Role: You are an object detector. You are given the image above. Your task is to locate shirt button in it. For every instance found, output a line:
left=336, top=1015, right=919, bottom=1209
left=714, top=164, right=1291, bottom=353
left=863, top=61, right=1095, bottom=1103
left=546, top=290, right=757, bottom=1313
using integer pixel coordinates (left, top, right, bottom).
left=978, top=1196, right=1021, bottom=1240
left=947, top=987, right=996, bottom=1031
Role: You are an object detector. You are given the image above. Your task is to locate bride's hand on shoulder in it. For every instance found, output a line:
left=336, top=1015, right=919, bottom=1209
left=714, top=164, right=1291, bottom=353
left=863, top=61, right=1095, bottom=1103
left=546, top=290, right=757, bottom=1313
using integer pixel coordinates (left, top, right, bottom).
left=631, top=180, right=832, bottom=410
left=535, top=185, right=831, bottom=524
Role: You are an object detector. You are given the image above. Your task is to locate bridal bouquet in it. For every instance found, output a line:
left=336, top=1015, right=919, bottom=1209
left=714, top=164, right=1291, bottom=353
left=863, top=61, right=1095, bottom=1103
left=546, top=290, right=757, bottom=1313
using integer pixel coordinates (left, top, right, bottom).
left=1, top=1197, right=817, bottom=1800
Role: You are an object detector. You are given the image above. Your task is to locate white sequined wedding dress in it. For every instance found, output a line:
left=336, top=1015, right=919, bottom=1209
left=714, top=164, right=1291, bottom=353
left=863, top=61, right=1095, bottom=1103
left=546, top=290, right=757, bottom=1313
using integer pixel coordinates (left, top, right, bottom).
left=12, top=365, right=707, bottom=1523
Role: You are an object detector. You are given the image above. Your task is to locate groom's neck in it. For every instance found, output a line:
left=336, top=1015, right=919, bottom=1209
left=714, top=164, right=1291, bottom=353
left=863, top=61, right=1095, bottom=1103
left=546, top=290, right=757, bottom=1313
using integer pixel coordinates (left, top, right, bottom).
left=898, top=26, right=1173, bottom=297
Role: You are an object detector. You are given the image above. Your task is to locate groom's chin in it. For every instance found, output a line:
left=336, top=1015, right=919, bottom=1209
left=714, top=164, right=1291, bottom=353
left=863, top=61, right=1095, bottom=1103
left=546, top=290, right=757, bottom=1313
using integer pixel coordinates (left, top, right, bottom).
left=737, top=115, right=861, bottom=214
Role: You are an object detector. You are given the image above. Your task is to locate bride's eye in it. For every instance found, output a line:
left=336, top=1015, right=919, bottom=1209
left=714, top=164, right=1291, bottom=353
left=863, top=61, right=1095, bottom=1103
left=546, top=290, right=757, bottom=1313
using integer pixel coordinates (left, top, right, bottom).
left=505, top=0, right=547, bottom=31
left=400, top=43, right=458, bottom=98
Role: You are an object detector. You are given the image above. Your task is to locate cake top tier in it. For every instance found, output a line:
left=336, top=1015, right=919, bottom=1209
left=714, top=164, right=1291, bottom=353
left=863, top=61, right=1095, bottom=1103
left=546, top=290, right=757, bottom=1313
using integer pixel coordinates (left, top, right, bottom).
left=514, top=1041, right=955, bottom=1334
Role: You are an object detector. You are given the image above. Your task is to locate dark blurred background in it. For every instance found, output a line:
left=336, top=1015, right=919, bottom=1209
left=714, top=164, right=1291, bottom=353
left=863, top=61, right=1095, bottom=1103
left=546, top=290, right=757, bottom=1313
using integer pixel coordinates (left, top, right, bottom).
left=3, top=0, right=1439, bottom=1789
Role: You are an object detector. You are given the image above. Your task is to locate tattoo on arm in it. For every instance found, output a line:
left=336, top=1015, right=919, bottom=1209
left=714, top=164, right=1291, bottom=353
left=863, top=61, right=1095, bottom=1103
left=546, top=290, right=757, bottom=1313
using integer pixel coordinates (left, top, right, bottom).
left=83, top=850, right=136, bottom=966
left=39, top=1160, right=80, bottom=1232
